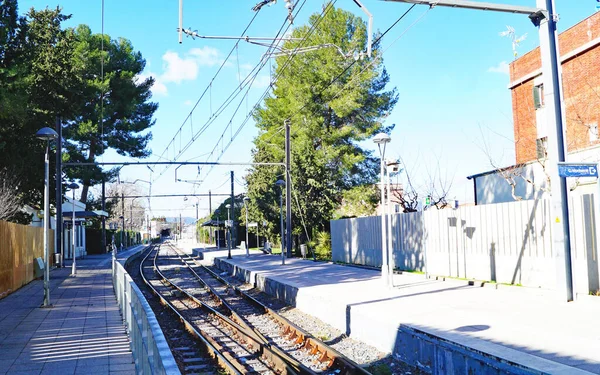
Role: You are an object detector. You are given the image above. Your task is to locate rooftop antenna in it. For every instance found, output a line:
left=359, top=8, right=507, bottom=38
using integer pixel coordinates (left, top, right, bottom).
left=499, top=25, right=527, bottom=58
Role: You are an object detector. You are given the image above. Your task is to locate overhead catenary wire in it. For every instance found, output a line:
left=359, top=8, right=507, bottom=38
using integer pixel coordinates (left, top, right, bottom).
left=176, top=0, right=313, bottom=191
left=193, top=0, right=336, bottom=185
left=153, top=10, right=263, bottom=178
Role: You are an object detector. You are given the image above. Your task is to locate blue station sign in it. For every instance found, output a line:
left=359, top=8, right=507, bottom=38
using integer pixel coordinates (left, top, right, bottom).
left=558, top=164, right=598, bottom=178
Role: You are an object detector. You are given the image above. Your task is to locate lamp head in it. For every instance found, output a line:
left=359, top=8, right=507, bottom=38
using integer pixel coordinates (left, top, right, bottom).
left=275, top=179, right=285, bottom=187
left=225, top=204, right=231, bottom=209
left=67, top=182, right=79, bottom=190
left=243, top=197, right=250, bottom=203
left=36, top=127, right=58, bottom=141
left=372, top=132, right=391, bottom=145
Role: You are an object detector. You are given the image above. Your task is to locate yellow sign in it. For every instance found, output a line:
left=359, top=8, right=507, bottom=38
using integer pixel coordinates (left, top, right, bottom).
left=555, top=217, right=560, bottom=223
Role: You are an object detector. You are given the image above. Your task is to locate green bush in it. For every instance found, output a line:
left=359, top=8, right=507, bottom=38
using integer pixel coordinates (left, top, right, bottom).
left=314, top=231, right=331, bottom=260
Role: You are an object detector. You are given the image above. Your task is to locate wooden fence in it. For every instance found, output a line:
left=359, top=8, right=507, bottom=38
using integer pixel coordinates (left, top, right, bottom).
left=0, top=220, right=54, bottom=298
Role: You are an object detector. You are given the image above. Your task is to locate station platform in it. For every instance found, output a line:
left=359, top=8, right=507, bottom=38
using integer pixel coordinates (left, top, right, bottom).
left=194, top=249, right=600, bottom=375
left=0, top=248, right=143, bottom=375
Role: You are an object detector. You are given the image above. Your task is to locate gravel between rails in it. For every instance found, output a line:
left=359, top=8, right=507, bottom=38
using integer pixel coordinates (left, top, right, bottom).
left=204, top=264, right=423, bottom=375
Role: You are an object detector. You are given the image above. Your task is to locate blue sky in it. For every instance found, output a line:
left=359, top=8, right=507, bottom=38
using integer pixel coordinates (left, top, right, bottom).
left=18, top=0, right=599, bottom=218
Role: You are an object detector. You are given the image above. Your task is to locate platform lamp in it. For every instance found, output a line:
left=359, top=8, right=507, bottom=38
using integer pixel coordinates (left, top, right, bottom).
left=243, top=197, right=250, bottom=257
left=67, top=183, right=79, bottom=276
left=275, top=179, right=286, bottom=265
left=373, top=132, right=391, bottom=287
left=119, top=215, right=124, bottom=251
left=36, top=127, right=58, bottom=307
left=225, top=204, right=232, bottom=259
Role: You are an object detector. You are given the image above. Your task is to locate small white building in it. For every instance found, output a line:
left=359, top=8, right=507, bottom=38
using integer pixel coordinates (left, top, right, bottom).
left=61, top=198, right=108, bottom=259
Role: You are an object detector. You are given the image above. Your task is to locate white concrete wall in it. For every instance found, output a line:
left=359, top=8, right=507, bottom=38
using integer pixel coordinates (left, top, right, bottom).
left=331, top=197, right=600, bottom=295
left=474, top=145, right=600, bottom=205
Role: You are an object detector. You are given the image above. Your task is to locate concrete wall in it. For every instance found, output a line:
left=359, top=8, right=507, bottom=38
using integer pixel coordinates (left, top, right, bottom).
left=331, top=197, right=600, bottom=295
left=472, top=145, right=600, bottom=205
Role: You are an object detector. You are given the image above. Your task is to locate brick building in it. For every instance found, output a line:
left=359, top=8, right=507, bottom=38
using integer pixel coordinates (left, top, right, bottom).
left=510, top=11, right=600, bottom=164
left=468, top=12, right=600, bottom=205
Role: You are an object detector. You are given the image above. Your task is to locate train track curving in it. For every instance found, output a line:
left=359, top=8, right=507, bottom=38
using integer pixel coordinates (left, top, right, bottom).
left=150, top=240, right=372, bottom=375
left=141, top=242, right=302, bottom=374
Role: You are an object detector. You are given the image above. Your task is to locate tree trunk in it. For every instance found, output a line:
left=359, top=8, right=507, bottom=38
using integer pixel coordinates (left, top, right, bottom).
left=79, top=141, right=96, bottom=204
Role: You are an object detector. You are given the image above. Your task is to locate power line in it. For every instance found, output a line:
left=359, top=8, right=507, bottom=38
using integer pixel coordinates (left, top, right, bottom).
left=153, top=10, right=263, bottom=177
left=175, top=1, right=311, bottom=190
left=194, top=0, right=336, bottom=185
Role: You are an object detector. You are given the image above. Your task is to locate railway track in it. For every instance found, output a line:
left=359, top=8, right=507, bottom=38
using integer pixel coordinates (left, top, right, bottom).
left=154, top=241, right=372, bottom=375
left=141, top=242, right=300, bottom=374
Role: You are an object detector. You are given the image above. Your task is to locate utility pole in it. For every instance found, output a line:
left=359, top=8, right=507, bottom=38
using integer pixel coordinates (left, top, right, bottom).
left=55, top=117, right=62, bottom=267
left=209, top=190, right=213, bottom=244
left=230, top=171, right=235, bottom=247
left=384, top=0, right=573, bottom=301
left=285, top=119, right=292, bottom=258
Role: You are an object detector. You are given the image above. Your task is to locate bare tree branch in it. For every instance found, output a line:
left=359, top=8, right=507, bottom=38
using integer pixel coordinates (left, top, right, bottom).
left=0, top=169, right=23, bottom=221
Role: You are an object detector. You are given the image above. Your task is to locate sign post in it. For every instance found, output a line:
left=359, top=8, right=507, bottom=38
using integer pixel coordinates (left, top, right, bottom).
left=558, top=161, right=600, bottom=298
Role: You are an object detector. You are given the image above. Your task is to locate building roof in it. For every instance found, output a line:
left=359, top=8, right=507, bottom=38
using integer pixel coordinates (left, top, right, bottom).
left=62, top=210, right=109, bottom=218
left=466, top=163, right=530, bottom=180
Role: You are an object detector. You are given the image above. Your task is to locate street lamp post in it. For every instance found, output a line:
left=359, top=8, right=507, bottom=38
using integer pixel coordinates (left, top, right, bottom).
left=373, top=132, right=391, bottom=287
left=275, top=179, right=285, bottom=265
left=243, top=197, right=250, bottom=257
left=215, top=209, right=220, bottom=249
left=225, top=204, right=232, bottom=259
left=67, top=183, right=79, bottom=276
left=36, top=127, right=58, bottom=307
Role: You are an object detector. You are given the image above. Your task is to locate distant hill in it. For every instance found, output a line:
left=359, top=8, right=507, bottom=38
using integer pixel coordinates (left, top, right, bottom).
left=164, top=217, right=197, bottom=225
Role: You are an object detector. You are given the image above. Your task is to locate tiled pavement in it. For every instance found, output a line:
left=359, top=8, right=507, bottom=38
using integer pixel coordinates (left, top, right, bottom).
left=0, top=254, right=135, bottom=375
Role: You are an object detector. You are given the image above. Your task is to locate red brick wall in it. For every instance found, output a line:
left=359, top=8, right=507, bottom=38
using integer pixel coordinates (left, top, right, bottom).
left=510, top=12, right=600, bottom=164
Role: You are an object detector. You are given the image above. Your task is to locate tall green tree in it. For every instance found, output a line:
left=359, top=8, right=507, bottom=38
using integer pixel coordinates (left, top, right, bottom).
left=246, top=4, right=397, bottom=245
left=0, top=4, right=81, bottom=222
left=63, top=25, right=157, bottom=204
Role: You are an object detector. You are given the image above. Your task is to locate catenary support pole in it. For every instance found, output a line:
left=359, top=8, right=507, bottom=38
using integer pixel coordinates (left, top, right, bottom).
left=285, top=119, right=292, bottom=258
left=536, top=0, right=573, bottom=301
left=230, top=171, right=235, bottom=249
left=102, top=178, right=106, bottom=253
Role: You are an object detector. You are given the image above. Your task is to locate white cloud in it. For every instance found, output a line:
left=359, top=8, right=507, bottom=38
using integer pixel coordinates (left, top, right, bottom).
left=252, top=75, right=272, bottom=89
left=160, top=47, right=222, bottom=84
left=136, top=72, right=168, bottom=96
left=183, top=100, right=193, bottom=106
left=188, top=47, right=221, bottom=66
left=488, top=61, right=510, bottom=75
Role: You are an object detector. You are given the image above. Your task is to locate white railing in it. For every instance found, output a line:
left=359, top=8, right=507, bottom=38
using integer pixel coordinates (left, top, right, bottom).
left=113, top=254, right=180, bottom=375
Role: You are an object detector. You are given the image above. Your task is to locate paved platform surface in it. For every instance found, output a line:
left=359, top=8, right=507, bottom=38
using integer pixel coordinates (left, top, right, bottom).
left=202, top=250, right=600, bottom=374
left=0, top=251, right=139, bottom=375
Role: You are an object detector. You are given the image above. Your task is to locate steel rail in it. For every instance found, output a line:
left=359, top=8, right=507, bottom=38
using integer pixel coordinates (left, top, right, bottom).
left=139, top=244, right=242, bottom=375
left=169, top=243, right=372, bottom=375
left=165, top=243, right=313, bottom=375
left=198, top=259, right=373, bottom=375
left=152, top=243, right=301, bottom=375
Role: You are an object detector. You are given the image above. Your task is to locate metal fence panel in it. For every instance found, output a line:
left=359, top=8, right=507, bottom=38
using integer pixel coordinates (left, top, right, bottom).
left=112, top=257, right=180, bottom=375
left=331, top=197, right=600, bottom=294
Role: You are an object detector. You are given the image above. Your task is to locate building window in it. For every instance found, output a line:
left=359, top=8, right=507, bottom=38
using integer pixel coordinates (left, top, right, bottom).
left=589, top=123, right=598, bottom=142
left=536, top=137, right=548, bottom=159
left=533, top=84, right=544, bottom=109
